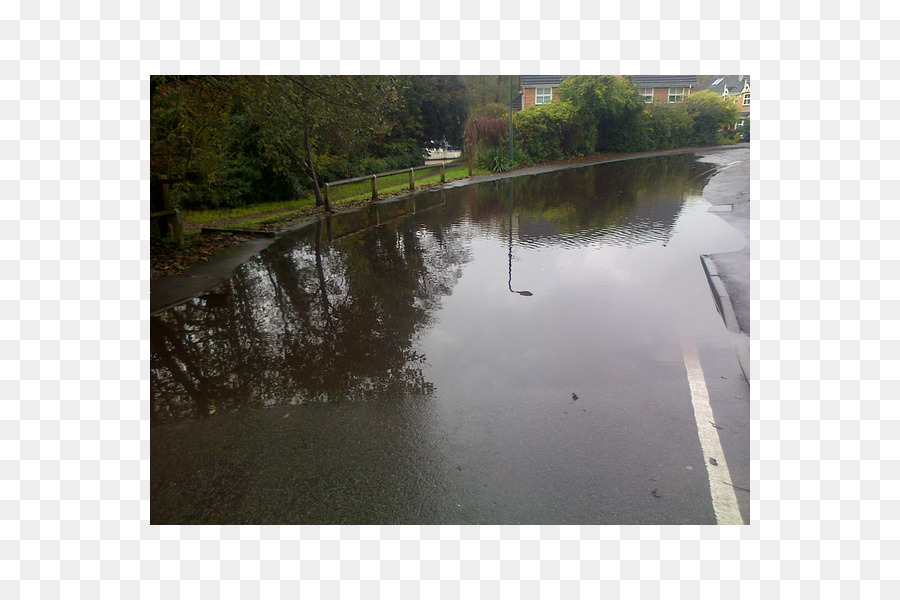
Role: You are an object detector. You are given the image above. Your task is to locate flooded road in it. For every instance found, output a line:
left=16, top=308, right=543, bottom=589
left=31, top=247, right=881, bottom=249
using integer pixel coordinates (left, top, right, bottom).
left=151, top=152, right=750, bottom=524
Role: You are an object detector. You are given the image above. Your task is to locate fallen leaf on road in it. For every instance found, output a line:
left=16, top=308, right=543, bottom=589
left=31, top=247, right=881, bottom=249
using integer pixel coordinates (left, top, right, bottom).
left=651, top=489, right=661, bottom=498
left=709, top=457, right=718, bottom=466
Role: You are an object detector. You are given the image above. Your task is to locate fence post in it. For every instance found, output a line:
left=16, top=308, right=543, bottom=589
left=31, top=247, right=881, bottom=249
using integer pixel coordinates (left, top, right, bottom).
left=324, top=182, right=330, bottom=207
left=440, top=162, right=445, bottom=183
left=409, top=167, right=415, bottom=191
left=171, top=209, right=184, bottom=247
left=158, top=176, right=172, bottom=238
left=371, top=174, right=377, bottom=202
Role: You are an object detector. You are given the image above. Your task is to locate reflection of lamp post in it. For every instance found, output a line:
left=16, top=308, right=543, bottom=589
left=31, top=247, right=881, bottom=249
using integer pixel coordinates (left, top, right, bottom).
left=508, top=180, right=533, bottom=296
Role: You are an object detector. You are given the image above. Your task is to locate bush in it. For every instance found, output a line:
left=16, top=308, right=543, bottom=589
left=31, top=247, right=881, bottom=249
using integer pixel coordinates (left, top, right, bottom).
left=513, top=101, right=588, bottom=162
left=681, top=90, right=740, bottom=146
left=643, top=104, right=694, bottom=150
left=475, top=146, right=515, bottom=172
left=464, top=116, right=509, bottom=158
left=558, top=75, right=648, bottom=153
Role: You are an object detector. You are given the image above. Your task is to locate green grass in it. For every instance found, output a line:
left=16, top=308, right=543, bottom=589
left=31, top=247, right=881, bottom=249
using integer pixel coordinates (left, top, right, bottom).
left=182, top=198, right=316, bottom=225
left=182, top=164, right=484, bottom=230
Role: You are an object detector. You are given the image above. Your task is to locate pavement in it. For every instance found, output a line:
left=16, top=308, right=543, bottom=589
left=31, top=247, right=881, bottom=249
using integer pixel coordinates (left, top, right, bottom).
left=694, top=146, right=751, bottom=382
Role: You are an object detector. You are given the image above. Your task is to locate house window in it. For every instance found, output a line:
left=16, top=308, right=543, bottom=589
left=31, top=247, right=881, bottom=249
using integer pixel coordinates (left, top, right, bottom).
left=668, top=87, right=686, bottom=103
left=639, top=88, right=653, bottom=103
left=535, top=87, right=552, bottom=105
left=743, top=93, right=750, bottom=106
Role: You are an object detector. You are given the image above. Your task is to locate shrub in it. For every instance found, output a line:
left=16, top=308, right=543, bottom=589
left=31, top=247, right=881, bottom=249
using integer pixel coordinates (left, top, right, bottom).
left=558, top=75, right=648, bottom=153
left=681, top=90, right=740, bottom=146
left=644, top=104, right=694, bottom=150
left=513, top=101, right=587, bottom=162
left=475, top=146, right=515, bottom=172
left=464, top=116, right=509, bottom=156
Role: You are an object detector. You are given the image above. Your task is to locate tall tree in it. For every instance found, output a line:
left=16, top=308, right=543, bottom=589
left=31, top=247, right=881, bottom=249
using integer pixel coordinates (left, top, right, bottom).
left=395, top=76, right=468, bottom=148
left=253, top=76, right=400, bottom=211
left=461, top=75, right=519, bottom=110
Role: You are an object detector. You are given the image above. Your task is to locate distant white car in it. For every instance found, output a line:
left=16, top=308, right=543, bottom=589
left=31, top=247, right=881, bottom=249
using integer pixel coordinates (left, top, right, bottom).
left=425, top=147, right=461, bottom=160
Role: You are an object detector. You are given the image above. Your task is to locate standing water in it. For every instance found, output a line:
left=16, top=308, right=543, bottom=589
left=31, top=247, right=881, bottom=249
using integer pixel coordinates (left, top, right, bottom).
left=151, top=153, right=748, bottom=524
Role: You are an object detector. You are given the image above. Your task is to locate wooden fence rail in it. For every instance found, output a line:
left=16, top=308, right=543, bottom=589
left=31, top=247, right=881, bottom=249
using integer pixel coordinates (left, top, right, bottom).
left=324, top=163, right=448, bottom=206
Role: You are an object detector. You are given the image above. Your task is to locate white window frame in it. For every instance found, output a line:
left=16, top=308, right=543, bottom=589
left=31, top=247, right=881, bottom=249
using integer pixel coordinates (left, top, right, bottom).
left=743, top=93, right=750, bottom=106
left=535, top=87, right=552, bottom=105
left=668, top=87, right=686, bottom=103
left=639, top=88, right=653, bottom=103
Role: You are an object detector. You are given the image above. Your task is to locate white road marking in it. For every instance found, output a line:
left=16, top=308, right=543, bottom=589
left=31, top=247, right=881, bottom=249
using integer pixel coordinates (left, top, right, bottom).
left=682, top=342, right=744, bottom=525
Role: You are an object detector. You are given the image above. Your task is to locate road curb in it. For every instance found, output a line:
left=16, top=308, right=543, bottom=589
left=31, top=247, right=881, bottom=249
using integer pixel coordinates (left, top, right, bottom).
left=700, top=254, right=750, bottom=383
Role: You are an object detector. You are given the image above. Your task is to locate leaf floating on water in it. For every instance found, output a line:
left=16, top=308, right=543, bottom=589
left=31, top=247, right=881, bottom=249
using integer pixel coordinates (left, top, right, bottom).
left=709, top=457, right=718, bottom=466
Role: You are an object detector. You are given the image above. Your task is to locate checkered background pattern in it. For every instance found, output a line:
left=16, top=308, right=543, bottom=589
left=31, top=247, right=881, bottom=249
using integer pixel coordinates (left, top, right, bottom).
left=1, top=0, right=896, bottom=596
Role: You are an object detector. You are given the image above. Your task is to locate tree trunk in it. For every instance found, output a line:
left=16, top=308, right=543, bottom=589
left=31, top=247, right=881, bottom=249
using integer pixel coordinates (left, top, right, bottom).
left=304, top=121, right=329, bottom=211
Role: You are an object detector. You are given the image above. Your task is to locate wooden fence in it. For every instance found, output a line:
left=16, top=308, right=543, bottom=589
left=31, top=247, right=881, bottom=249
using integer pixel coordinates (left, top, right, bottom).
left=151, top=161, right=460, bottom=244
left=324, top=162, right=449, bottom=206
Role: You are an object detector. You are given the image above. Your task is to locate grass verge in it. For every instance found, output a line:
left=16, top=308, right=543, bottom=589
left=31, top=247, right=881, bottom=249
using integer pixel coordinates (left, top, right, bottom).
left=153, top=163, right=481, bottom=279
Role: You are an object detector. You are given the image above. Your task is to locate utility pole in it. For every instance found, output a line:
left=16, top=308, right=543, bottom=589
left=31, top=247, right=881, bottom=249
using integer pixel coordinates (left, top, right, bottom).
left=509, top=75, right=515, bottom=164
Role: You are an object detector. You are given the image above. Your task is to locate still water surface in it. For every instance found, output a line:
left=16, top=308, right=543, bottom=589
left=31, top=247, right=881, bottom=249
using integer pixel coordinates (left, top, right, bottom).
left=151, top=154, right=747, bottom=524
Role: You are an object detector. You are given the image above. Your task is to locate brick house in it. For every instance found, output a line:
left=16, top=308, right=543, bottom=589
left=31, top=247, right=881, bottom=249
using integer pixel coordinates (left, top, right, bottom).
left=515, top=75, right=700, bottom=110
left=627, top=75, right=698, bottom=105
left=516, top=75, right=568, bottom=110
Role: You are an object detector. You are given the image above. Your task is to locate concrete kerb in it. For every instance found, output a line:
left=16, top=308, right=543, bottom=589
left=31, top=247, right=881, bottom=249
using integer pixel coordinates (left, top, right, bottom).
left=150, top=143, right=750, bottom=315
left=693, top=146, right=750, bottom=384
left=700, top=255, right=750, bottom=383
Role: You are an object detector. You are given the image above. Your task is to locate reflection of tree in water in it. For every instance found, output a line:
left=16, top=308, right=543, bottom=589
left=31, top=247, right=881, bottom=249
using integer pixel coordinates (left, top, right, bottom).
left=151, top=214, right=471, bottom=424
left=512, top=154, right=711, bottom=248
left=430, top=154, right=710, bottom=249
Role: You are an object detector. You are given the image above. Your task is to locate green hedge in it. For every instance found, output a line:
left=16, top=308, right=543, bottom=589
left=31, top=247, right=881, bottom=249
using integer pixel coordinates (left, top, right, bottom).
left=513, top=102, right=588, bottom=162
